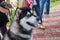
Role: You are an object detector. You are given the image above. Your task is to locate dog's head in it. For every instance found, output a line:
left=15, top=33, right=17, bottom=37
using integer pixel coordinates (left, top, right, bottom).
left=16, top=7, right=40, bottom=31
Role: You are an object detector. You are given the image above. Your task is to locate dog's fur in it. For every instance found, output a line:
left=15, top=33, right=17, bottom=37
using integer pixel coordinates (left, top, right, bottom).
left=3, top=7, right=39, bottom=40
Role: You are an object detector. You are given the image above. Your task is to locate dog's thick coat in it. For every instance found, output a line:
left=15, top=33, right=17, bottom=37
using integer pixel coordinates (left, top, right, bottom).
left=3, top=7, right=39, bottom=40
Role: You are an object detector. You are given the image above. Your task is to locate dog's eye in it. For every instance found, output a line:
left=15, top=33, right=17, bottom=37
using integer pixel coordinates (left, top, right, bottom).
left=26, top=14, right=31, bottom=17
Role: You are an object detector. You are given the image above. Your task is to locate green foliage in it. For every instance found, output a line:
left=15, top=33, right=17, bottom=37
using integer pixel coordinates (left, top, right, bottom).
left=50, top=0, right=60, bottom=2
left=7, top=8, right=15, bottom=27
left=50, top=0, right=60, bottom=7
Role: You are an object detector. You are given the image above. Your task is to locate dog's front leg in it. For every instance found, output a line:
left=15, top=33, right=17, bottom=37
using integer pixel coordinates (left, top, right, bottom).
left=29, top=35, right=32, bottom=40
left=3, top=34, right=10, bottom=40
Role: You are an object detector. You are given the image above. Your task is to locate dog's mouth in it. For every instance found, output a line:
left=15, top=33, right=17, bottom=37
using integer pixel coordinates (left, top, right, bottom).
left=26, top=22, right=35, bottom=27
left=26, top=22, right=39, bottom=28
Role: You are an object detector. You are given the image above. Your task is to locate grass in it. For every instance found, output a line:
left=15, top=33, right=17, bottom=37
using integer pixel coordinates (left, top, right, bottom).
left=50, top=1, right=60, bottom=8
left=7, top=8, right=15, bottom=27
left=44, top=0, right=60, bottom=11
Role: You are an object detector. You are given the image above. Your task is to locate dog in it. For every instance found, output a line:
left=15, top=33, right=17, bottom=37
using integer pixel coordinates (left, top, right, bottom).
left=3, top=7, right=40, bottom=40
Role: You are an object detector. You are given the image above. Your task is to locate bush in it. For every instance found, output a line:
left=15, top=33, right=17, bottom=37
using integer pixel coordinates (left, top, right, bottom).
left=50, top=0, right=60, bottom=2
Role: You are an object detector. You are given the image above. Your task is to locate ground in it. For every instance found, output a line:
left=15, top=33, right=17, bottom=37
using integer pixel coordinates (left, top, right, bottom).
left=32, top=5, right=60, bottom=40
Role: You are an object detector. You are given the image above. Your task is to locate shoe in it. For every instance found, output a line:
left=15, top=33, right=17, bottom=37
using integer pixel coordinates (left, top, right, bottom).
left=44, top=12, right=49, bottom=15
left=39, top=24, right=45, bottom=30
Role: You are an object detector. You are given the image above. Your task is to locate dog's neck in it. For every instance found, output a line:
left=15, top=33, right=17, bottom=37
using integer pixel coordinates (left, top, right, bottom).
left=9, top=15, right=20, bottom=34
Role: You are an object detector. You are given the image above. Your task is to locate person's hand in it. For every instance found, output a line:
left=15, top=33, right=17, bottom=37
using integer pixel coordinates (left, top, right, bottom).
left=0, top=6, right=9, bottom=15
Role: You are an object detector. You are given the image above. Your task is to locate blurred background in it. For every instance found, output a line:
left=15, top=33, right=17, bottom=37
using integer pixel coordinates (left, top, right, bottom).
left=2, top=0, right=60, bottom=40
left=5, top=0, right=60, bottom=27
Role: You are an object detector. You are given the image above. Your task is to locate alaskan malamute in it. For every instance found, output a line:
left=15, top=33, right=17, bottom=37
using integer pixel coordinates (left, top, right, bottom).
left=3, top=7, right=40, bottom=40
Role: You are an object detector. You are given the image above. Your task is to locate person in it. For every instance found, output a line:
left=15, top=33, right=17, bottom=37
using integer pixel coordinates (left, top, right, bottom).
left=0, top=0, right=11, bottom=37
left=39, top=0, right=50, bottom=26
left=25, top=0, right=45, bottom=29
left=40, top=0, right=50, bottom=15
left=18, top=0, right=24, bottom=8
left=26, top=0, right=30, bottom=7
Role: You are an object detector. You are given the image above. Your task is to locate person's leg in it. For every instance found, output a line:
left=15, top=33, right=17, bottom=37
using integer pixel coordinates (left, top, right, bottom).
left=45, top=0, right=50, bottom=14
left=33, top=0, right=41, bottom=23
left=33, top=5, right=41, bottom=23
left=39, top=0, right=45, bottom=24
left=33, top=0, right=45, bottom=29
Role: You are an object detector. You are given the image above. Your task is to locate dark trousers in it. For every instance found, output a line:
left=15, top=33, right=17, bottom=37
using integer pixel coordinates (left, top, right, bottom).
left=0, top=23, right=7, bottom=36
left=0, top=13, right=8, bottom=36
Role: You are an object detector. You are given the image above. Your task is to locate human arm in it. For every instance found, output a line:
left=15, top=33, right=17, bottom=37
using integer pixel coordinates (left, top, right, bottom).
left=0, top=6, right=9, bottom=15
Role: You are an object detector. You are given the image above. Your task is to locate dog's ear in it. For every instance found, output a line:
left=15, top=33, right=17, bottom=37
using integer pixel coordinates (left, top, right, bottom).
left=27, top=12, right=31, bottom=15
left=16, top=8, right=22, bottom=17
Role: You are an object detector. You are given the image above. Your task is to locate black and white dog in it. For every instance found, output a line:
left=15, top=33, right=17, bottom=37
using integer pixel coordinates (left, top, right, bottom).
left=3, top=7, right=40, bottom=40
